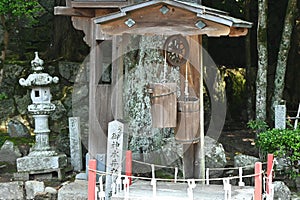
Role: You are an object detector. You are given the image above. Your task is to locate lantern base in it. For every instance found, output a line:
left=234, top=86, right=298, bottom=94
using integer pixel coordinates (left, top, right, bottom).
left=16, top=154, right=67, bottom=173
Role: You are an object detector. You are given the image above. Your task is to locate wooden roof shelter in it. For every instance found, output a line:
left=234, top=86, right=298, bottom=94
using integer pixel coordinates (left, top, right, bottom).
left=55, top=0, right=252, bottom=179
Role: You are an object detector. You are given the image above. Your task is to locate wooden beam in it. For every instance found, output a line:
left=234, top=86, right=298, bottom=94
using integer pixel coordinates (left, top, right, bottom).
left=54, top=7, right=95, bottom=17
left=229, top=27, right=248, bottom=37
left=71, top=1, right=128, bottom=8
left=72, top=17, right=92, bottom=46
left=98, top=4, right=231, bottom=36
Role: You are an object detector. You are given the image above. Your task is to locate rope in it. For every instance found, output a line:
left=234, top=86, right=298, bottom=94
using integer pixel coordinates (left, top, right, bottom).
left=132, top=159, right=176, bottom=169
left=132, top=158, right=267, bottom=171
left=89, top=167, right=264, bottom=183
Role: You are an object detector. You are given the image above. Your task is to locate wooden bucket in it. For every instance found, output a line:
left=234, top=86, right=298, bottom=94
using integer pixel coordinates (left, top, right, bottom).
left=148, top=83, right=177, bottom=128
left=175, top=97, right=200, bottom=143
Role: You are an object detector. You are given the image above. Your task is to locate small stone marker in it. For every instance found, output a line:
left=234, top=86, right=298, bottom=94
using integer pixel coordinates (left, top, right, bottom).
left=105, top=120, right=126, bottom=199
left=69, top=117, right=83, bottom=172
left=275, top=103, right=286, bottom=129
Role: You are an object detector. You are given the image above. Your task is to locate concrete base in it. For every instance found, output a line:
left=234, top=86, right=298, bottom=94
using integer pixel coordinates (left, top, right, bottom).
left=111, top=180, right=254, bottom=200
left=17, top=154, right=67, bottom=172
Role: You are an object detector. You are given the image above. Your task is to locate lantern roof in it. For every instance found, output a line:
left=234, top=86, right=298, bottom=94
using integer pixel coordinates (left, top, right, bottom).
left=94, top=0, right=252, bottom=36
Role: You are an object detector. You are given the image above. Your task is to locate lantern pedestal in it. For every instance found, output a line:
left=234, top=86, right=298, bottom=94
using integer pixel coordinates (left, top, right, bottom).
left=16, top=154, right=67, bottom=173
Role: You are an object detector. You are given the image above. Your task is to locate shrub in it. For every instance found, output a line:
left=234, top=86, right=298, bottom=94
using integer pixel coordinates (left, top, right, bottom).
left=247, top=119, right=269, bottom=133
left=256, top=128, right=300, bottom=178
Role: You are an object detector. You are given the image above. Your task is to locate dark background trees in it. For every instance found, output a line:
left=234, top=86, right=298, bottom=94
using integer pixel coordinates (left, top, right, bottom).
left=1, top=0, right=299, bottom=127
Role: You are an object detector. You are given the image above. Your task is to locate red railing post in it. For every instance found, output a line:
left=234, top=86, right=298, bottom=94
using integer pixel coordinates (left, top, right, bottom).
left=266, top=154, right=274, bottom=195
left=126, top=150, right=132, bottom=185
left=254, top=162, right=262, bottom=200
left=88, top=159, right=97, bottom=200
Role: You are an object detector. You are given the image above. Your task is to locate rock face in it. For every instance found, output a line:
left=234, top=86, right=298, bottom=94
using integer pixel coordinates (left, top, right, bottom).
left=273, top=181, right=291, bottom=200
left=0, top=182, right=24, bottom=200
left=0, top=140, right=22, bottom=164
left=204, top=136, right=227, bottom=176
left=7, top=119, right=30, bottom=138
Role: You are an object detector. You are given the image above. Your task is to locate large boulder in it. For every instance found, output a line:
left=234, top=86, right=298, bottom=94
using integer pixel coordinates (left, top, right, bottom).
left=204, top=136, right=227, bottom=177
left=234, top=154, right=260, bottom=170
left=0, top=181, right=24, bottom=200
left=58, top=180, right=87, bottom=200
left=273, top=181, right=291, bottom=200
left=7, top=119, right=30, bottom=138
left=132, top=137, right=183, bottom=174
left=0, top=140, right=22, bottom=164
left=35, top=187, right=58, bottom=200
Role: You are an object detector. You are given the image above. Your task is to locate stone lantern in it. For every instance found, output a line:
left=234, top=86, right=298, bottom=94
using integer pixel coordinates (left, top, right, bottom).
left=16, top=52, right=67, bottom=180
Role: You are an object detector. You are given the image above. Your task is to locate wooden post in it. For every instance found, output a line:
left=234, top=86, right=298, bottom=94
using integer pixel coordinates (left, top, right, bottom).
left=126, top=150, right=132, bottom=185
left=88, top=159, right=97, bottom=200
left=191, top=35, right=205, bottom=181
left=254, top=162, right=262, bottom=200
left=111, top=35, right=124, bottom=120
left=183, top=144, right=195, bottom=179
left=266, top=154, right=274, bottom=195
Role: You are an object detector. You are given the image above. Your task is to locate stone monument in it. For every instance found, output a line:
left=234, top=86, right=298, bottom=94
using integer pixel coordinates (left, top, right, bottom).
left=275, top=100, right=286, bottom=129
left=105, top=120, right=127, bottom=199
left=15, top=52, right=67, bottom=180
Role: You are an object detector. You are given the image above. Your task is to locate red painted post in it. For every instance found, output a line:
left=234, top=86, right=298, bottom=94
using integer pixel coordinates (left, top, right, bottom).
left=266, top=154, right=274, bottom=194
left=254, top=162, right=262, bottom=200
left=126, top=150, right=132, bottom=185
left=88, top=159, right=97, bottom=200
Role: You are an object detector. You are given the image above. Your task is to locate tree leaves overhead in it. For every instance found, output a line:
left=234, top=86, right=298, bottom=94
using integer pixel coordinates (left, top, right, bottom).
left=0, top=0, right=42, bottom=28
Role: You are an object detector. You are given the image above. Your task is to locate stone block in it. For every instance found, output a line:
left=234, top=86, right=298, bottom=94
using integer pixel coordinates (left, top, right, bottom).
left=45, top=187, right=57, bottom=194
left=14, top=172, right=30, bottom=181
left=25, top=180, right=45, bottom=200
left=17, top=154, right=67, bottom=172
left=0, top=181, right=24, bottom=200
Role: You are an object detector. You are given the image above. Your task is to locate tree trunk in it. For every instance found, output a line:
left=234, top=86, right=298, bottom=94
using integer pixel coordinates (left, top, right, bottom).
left=271, top=0, right=298, bottom=113
left=244, top=0, right=255, bottom=121
left=0, top=15, right=8, bottom=62
left=256, top=0, right=268, bottom=121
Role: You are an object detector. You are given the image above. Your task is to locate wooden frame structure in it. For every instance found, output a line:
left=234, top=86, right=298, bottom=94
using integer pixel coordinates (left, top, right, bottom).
left=55, top=0, right=252, bottom=179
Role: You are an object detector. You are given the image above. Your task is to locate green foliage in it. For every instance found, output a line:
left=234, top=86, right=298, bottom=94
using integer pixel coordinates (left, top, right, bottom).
left=0, top=92, right=8, bottom=100
left=256, top=128, right=300, bottom=178
left=0, top=131, right=34, bottom=149
left=247, top=119, right=269, bottom=133
left=0, top=0, right=42, bottom=27
left=0, top=133, right=9, bottom=147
